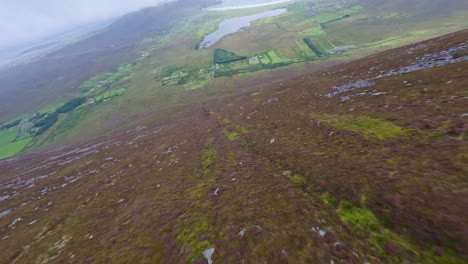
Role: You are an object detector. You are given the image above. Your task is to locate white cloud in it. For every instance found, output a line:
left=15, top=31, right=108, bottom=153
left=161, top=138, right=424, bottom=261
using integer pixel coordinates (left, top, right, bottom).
left=0, top=0, right=174, bottom=49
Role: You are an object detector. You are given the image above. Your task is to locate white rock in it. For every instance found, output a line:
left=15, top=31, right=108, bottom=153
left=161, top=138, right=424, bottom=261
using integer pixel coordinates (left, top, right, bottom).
left=239, top=229, right=246, bottom=237
left=8, top=217, right=23, bottom=228
left=203, top=248, right=215, bottom=264
left=319, top=230, right=326, bottom=237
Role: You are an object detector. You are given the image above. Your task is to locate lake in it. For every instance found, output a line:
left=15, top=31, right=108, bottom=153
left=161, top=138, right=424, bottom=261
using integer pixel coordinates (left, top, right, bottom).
left=199, top=8, right=288, bottom=49
left=208, top=0, right=293, bottom=10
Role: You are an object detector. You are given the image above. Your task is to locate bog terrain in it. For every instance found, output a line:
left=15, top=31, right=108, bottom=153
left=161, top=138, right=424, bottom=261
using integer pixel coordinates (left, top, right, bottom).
left=0, top=0, right=467, bottom=263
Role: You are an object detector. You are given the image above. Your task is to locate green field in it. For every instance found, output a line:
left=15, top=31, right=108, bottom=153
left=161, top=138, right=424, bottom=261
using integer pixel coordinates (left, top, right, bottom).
left=0, top=127, right=19, bottom=146
left=0, top=128, right=33, bottom=159
left=95, top=88, right=127, bottom=102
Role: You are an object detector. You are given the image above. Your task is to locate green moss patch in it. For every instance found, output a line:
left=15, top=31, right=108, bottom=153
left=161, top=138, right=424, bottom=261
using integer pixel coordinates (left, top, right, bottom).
left=337, top=200, right=380, bottom=236
left=311, top=114, right=413, bottom=139
left=336, top=118, right=410, bottom=139
left=314, top=189, right=463, bottom=262
left=202, top=140, right=216, bottom=175
left=289, top=174, right=308, bottom=187
left=223, top=125, right=256, bottom=141
left=176, top=218, right=214, bottom=263
left=320, top=192, right=338, bottom=208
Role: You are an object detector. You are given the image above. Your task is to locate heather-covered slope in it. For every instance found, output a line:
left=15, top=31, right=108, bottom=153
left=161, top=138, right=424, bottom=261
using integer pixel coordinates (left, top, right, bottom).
left=0, top=30, right=466, bottom=263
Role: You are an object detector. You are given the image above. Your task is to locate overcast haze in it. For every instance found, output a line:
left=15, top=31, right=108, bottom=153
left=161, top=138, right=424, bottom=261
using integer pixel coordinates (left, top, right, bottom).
left=0, top=0, right=174, bottom=50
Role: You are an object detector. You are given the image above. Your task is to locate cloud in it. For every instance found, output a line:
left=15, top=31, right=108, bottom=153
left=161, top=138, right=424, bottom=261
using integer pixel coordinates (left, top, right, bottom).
left=0, top=0, right=174, bottom=50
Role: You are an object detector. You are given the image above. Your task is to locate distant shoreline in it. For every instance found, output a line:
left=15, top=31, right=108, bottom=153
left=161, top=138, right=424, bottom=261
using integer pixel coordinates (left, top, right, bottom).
left=207, top=0, right=294, bottom=11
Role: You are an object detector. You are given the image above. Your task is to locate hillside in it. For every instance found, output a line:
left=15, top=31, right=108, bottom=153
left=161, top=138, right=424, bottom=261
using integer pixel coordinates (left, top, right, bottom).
left=1, top=0, right=468, bottom=163
left=0, top=29, right=466, bottom=263
left=0, top=0, right=214, bottom=125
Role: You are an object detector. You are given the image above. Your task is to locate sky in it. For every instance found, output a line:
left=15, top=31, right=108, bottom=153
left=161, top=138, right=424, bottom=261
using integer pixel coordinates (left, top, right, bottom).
left=0, top=0, right=174, bottom=50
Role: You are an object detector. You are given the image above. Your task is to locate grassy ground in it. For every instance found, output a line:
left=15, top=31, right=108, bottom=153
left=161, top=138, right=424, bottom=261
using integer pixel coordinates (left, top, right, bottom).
left=0, top=127, right=32, bottom=159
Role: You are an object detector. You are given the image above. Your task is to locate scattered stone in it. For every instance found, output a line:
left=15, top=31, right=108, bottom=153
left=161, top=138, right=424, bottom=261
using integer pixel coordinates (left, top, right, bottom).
left=118, top=199, right=125, bottom=203
left=311, top=226, right=327, bottom=237
left=8, top=217, right=23, bottom=228
left=281, top=249, right=288, bottom=258
left=333, top=242, right=342, bottom=247
left=231, top=178, right=237, bottom=182
left=239, top=228, right=247, bottom=237
left=324, top=44, right=468, bottom=98
left=0, top=195, right=11, bottom=201
left=263, top=97, right=279, bottom=105
left=203, top=248, right=215, bottom=264
left=0, top=209, right=12, bottom=218
left=164, top=147, right=177, bottom=155
left=270, top=138, right=276, bottom=144
left=325, top=80, right=375, bottom=98
left=319, top=230, right=326, bottom=237
left=35, top=235, right=72, bottom=264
